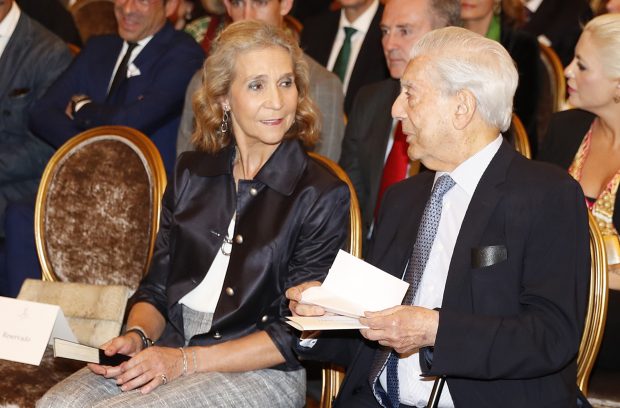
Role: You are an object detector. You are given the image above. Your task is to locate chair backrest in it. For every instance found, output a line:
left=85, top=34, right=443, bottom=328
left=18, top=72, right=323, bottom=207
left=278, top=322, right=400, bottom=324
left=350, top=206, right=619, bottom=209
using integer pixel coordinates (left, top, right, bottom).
left=537, top=43, right=568, bottom=145
left=539, top=43, right=567, bottom=112
left=504, top=113, right=532, bottom=159
left=307, top=152, right=361, bottom=408
left=70, top=0, right=117, bottom=44
left=34, top=126, right=166, bottom=291
left=577, top=212, right=609, bottom=395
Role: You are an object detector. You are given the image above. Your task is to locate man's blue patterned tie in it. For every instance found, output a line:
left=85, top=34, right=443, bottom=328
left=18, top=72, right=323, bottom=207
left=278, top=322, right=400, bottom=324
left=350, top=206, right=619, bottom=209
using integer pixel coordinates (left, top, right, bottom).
left=371, top=174, right=456, bottom=408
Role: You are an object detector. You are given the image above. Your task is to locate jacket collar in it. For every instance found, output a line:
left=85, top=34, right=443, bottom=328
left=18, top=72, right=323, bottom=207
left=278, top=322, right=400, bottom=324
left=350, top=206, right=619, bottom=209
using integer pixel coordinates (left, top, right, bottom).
left=133, top=21, right=175, bottom=68
left=193, top=139, right=308, bottom=196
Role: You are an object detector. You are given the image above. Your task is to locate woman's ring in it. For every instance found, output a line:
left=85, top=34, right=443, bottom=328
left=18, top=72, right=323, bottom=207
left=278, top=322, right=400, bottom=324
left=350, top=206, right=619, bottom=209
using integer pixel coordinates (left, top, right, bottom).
left=160, top=373, right=168, bottom=385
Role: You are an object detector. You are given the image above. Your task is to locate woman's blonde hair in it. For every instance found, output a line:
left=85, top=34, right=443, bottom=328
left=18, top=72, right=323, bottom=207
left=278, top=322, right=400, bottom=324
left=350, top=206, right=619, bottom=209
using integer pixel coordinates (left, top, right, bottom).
left=192, top=20, right=320, bottom=153
left=583, top=13, right=620, bottom=79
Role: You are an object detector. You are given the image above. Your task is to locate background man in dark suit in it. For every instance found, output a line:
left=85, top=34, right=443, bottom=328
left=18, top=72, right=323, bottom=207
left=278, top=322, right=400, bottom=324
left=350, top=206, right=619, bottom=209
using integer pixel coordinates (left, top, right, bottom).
left=288, top=26, right=590, bottom=407
left=521, top=0, right=592, bottom=67
left=30, top=0, right=204, bottom=173
left=339, top=0, right=461, bottom=245
left=300, top=0, right=389, bottom=115
left=0, top=0, right=72, bottom=238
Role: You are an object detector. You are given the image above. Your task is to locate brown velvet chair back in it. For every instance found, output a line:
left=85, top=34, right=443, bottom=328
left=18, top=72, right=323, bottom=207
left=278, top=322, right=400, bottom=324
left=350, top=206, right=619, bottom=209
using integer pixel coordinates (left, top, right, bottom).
left=35, top=126, right=166, bottom=289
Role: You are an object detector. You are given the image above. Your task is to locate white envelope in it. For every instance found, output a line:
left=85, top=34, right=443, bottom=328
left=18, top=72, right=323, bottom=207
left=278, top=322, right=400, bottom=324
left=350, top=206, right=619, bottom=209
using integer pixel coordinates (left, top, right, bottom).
left=289, top=250, right=409, bottom=330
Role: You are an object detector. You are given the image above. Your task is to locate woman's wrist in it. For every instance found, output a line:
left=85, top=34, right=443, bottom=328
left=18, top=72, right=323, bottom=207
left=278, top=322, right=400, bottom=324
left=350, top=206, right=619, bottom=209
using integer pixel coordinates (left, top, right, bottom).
left=125, top=326, right=154, bottom=351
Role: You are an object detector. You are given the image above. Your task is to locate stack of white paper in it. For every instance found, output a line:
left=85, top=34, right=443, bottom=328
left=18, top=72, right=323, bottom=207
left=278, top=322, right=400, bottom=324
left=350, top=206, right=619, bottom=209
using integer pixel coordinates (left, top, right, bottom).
left=286, top=250, right=409, bottom=330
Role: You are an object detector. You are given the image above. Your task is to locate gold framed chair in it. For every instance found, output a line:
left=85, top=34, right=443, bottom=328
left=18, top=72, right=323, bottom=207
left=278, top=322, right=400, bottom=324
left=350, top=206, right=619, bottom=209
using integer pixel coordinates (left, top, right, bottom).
left=307, top=152, right=362, bottom=408
left=70, top=0, right=117, bottom=44
left=35, top=126, right=166, bottom=287
left=539, top=43, right=567, bottom=112
left=0, top=126, right=166, bottom=408
left=577, top=212, right=609, bottom=396
left=506, top=113, right=532, bottom=159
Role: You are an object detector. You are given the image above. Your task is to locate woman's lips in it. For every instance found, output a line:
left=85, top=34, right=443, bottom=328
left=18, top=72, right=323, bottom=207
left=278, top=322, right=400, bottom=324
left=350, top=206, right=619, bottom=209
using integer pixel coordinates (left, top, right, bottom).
left=261, top=119, right=284, bottom=126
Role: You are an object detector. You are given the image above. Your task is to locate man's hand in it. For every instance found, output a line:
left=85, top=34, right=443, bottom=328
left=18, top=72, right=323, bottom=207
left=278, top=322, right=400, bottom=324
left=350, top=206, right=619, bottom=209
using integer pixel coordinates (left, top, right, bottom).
left=285, top=281, right=324, bottom=316
left=359, top=306, right=439, bottom=355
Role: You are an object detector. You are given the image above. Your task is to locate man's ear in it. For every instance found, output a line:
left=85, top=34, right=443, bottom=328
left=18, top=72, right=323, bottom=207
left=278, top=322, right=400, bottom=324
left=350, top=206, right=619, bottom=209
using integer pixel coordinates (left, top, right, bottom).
left=452, top=89, right=476, bottom=130
left=280, top=0, right=294, bottom=16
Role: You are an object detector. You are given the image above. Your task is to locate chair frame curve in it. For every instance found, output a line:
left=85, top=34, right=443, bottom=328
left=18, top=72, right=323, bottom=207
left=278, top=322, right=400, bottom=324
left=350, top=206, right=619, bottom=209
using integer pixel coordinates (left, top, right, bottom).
left=577, top=212, right=609, bottom=395
left=308, top=152, right=362, bottom=408
left=511, top=113, right=532, bottom=159
left=34, top=125, right=167, bottom=282
left=539, top=42, right=567, bottom=113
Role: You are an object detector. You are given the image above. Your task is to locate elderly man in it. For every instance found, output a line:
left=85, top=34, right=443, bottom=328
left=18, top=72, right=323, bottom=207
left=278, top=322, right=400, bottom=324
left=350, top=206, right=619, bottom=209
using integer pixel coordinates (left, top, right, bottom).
left=288, top=27, right=590, bottom=407
left=30, top=0, right=204, bottom=173
left=339, top=0, right=460, bottom=246
left=177, top=0, right=345, bottom=162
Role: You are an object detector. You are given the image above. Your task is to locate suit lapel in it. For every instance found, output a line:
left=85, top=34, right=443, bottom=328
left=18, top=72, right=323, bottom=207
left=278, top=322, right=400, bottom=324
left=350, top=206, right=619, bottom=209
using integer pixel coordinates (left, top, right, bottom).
left=442, top=142, right=516, bottom=307
left=347, top=5, right=383, bottom=100
left=370, top=173, right=434, bottom=278
left=367, top=80, right=401, bottom=204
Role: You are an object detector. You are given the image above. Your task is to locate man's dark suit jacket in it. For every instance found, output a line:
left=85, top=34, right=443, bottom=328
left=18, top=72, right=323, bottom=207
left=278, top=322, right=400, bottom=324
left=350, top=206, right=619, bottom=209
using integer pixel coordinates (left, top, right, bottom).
left=300, top=4, right=389, bottom=115
left=30, top=22, right=204, bottom=173
left=299, top=142, right=590, bottom=407
left=17, top=0, right=82, bottom=46
left=501, top=25, right=541, bottom=155
left=521, top=0, right=592, bottom=67
left=339, top=78, right=399, bottom=241
left=0, top=10, right=71, bottom=234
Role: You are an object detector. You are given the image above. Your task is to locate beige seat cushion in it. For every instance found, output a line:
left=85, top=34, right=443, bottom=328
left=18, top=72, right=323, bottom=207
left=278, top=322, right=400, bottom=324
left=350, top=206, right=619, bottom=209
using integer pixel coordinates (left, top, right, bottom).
left=17, top=279, right=129, bottom=348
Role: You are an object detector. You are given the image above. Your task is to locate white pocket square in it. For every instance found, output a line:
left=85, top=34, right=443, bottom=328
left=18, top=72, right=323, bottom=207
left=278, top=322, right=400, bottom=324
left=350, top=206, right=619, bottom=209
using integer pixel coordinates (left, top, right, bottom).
left=127, top=63, right=141, bottom=78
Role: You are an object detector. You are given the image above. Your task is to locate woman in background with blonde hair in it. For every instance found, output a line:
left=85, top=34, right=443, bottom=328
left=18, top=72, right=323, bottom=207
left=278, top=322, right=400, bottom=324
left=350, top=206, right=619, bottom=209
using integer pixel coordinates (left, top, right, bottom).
left=540, top=12, right=620, bottom=381
left=38, top=20, right=350, bottom=408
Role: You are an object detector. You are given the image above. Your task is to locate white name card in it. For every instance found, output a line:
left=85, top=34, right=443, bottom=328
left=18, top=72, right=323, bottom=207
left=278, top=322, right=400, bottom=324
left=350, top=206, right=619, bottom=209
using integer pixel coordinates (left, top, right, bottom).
left=0, top=296, right=77, bottom=366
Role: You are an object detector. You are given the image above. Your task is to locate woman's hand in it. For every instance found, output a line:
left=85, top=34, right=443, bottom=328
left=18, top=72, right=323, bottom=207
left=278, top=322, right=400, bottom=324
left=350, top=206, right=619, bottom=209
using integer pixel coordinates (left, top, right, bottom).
left=285, top=280, right=325, bottom=317
left=87, top=332, right=142, bottom=376
left=92, top=346, right=184, bottom=394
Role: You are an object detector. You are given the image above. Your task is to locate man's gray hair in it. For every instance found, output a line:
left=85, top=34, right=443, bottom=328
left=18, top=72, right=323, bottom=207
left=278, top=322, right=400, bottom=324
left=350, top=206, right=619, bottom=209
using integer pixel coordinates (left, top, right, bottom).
left=410, top=26, right=518, bottom=131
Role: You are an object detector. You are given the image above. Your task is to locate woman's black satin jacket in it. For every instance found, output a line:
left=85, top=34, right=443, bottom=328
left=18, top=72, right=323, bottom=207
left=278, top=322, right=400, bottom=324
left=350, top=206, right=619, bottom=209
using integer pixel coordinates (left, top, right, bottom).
left=130, top=139, right=350, bottom=370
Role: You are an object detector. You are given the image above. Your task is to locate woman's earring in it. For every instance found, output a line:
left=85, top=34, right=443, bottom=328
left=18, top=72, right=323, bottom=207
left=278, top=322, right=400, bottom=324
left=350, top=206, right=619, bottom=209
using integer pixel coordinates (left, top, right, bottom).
left=220, top=106, right=230, bottom=134
left=493, top=0, right=501, bottom=16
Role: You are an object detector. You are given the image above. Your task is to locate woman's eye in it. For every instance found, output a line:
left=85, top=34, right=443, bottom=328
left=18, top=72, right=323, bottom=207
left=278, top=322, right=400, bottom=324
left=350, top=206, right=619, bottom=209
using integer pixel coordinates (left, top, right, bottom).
left=249, top=81, right=263, bottom=91
left=280, top=79, right=293, bottom=88
left=577, top=62, right=587, bottom=71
